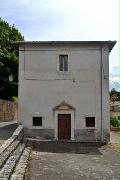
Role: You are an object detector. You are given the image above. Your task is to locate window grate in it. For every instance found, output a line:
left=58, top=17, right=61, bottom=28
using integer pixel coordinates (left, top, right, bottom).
left=33, top=117, right=42, bottom=126
left=85, top=117, right=95, bottom=127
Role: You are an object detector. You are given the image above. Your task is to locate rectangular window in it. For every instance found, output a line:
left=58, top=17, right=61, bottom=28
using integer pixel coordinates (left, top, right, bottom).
left=85, top=117, right=95, bottom=127
left=59, top=55, right=68, bottom=72
left=33, top=117, right=42, bottom=126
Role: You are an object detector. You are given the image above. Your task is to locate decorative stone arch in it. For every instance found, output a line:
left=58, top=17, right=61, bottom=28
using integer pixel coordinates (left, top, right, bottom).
left=53, top=101, right=75, bottom=140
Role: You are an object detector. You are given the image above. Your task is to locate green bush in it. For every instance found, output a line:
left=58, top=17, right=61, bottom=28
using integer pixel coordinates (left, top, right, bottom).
left=10, top=96, right=18, bottom=102
left=110, top=116, right=119, bottom=127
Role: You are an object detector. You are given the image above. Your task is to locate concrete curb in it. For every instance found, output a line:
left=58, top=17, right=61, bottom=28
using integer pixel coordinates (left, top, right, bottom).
left=0, top=121, right=17, bottom=128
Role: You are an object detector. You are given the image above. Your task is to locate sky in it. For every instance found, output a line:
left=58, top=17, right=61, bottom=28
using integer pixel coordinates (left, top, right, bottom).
left=0, top=0, right=119, bottom=90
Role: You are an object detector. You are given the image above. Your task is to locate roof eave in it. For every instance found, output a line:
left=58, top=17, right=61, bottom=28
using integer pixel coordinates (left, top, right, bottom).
left=108, top=40, right=117, bottom=52
left=12, top=40, right=117, bottom=52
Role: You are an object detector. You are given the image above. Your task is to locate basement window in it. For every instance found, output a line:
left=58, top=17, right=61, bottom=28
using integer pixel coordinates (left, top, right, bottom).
left=85, top=117, right=95, bottom=127
left=59, top=55, right=68, bottom=72
left=33, top=117, right=42, bottom=126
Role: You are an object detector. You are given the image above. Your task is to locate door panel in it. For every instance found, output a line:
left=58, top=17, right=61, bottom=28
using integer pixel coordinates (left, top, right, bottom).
left=58, top=114, right=71, bottom=140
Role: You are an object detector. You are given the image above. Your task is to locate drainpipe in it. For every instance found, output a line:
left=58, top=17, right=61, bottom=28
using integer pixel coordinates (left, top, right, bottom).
left=100, top=45, right=103, bottom=142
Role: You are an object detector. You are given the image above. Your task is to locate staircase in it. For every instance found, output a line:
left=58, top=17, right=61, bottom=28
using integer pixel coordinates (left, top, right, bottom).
left=0, top=125, right=31, bottom=180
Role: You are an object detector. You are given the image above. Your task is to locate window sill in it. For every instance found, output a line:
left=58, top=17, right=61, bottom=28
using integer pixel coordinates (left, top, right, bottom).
left=85, top=127, right=97, bottom=130
left=57, top=71, right=70, bottom=75
left=32, top=126, right=43, bottom=129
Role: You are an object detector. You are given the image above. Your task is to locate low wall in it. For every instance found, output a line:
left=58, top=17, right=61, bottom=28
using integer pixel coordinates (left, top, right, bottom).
left=0, top=99, right=18, bottom=122
left=110, top=127, right=120, bottom=131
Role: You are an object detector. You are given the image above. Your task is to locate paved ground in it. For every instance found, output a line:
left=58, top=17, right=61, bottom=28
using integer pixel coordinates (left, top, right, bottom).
left=0, top=121, right=17, bottom=147
left=27, top=132, right=119, bottom=180
left=110, top=131, right=119, bottom=143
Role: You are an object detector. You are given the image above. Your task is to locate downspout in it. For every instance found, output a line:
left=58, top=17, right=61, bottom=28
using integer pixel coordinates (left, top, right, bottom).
left=100, top=45, right=103, bottom=142
left=23, top=46, right=26, bottom=80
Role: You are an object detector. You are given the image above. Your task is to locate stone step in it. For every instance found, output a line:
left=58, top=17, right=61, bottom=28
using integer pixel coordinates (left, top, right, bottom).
left=10, top=146, right=31, bottom=180
left=0, top=143, right=26, bottom=179
left=0, top=137, right=21, bottom=170
left=28, top=138, right=103, bottom=146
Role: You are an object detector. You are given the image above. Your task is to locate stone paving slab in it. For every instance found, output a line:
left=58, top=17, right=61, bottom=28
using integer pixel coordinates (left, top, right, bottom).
left=27, top=143, right=119, bottom=180
left=26, top=132, right=119, bottom=180
left=110, top=131, right=119, bottom=144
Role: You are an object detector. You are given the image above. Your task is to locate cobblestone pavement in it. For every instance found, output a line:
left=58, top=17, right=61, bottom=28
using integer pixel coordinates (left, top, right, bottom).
left=27, top=142, right=119, bottom=180
left=0, top=122, right=17, bottom=147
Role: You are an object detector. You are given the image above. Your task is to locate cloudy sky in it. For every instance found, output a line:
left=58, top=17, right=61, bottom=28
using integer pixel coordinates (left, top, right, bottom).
left=0, top=0, right=119, bottom=90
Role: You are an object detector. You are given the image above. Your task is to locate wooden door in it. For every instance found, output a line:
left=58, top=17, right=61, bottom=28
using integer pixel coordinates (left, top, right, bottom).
left=58, top=114, right=71, bottom=140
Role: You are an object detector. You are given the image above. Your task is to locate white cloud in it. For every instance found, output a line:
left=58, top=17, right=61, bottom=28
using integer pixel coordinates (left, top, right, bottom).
left=0, top=0, right=119, bottom=89
left=0, top=0, right=118, bottom=40
left=110, top=66, right=119, bottom=77
left=109, top=66, right=119, bottom=90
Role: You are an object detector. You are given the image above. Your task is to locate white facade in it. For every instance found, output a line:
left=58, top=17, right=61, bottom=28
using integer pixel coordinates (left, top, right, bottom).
left=17, top=41, right=116, bottom=142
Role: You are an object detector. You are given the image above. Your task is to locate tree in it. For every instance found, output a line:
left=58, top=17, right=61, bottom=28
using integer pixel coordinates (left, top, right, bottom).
left=110, top=88, right=116, bottom=97
left=0, top=18, right=24, bottom=100
left=110, top=94, right=118, bottom=104
left=110, top=88, right=119, bottom=103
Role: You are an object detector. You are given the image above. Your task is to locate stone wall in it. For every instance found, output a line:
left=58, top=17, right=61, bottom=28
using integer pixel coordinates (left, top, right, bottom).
left=0, top=99, right=18, bottom=122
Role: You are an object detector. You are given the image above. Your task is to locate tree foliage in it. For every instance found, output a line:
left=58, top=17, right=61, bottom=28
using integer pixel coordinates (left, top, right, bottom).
left=110, top=116, right=119, bottom=127
left=0, top=18, right=24, bottom=100
left=110, top=88, right=119, bottom=103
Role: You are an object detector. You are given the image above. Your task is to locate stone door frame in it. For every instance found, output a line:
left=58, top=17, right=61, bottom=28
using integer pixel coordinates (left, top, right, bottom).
left=54, top=110, right=75, bottom=140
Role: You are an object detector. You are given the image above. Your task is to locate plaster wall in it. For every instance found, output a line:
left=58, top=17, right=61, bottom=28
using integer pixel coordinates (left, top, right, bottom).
left=18, top=44, right=109, bottom=142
